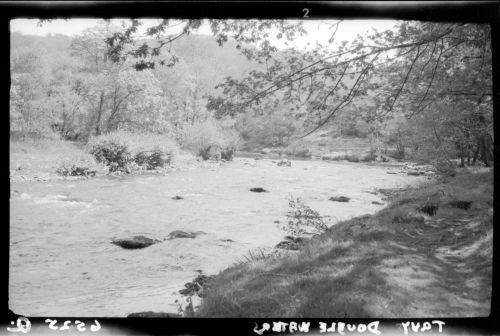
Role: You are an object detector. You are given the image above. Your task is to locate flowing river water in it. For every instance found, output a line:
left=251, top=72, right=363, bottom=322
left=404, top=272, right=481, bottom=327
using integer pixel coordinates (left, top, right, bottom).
left=9, top=158, right=429, bottom=317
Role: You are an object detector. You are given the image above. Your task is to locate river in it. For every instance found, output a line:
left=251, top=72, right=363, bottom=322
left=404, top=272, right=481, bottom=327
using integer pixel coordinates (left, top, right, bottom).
left=9, top=157, right=428, bottom=317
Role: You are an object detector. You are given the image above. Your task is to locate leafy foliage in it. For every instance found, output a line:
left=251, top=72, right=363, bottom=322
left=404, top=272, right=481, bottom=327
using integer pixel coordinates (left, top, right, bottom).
left=182, top=119, right=240, bottom=161
left=87, top=130, right=176, bottom=172
left=57, top=156, right=99, bottom=177
left=281, top=197, right=328, bottom=236
left=11, top=18, right=493, bottom=168
left=87, top=139, right=132, bottom=172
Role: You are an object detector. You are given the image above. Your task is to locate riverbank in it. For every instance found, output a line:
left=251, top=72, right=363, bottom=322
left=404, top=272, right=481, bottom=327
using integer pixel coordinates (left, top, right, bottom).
left=196, top=169, right=493, bottom=317
left=9, top=139, right=222, bottom=183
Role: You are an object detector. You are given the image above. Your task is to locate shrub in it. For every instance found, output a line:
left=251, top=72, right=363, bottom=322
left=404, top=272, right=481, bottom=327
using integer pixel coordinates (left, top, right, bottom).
left=182, top=120, right=240, bottom=161
left=433, top=159, right=457, bottom=177
left=134, top=149, right=169, bottom=170
left=87, top=130, right=177, bottom=172
left=57, top=156, right=100, bottom=177
left=88, top=140, right=131, bottom=172
left=280, top=197, right=328, bottom=236
left=221, top=146, right=236, bottom=161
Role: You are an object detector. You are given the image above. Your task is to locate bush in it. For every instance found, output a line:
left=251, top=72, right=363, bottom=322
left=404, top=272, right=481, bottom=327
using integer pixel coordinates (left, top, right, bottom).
left=57, top=156, right=100, bottom=177
left=280, top=197, right=328, bottom=236
left=433, top=159, right=457, bottom=177
left=284, top=140, right=312, bottom=158
left=88, top=140, right=131, bottom=172
left=134, top=149, right=168, bottom=170
left=182, top=120, right=240, bottom=161
left=87, top=131, right=177, bottom=172
left=221, top=146, right=236, bottom=161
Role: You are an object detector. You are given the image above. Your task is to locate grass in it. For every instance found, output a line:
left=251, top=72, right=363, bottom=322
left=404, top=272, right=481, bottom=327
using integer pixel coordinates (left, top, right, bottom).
left=197, top=170, right=493, bottom=317
left=10, top=138, right=105, bottom=181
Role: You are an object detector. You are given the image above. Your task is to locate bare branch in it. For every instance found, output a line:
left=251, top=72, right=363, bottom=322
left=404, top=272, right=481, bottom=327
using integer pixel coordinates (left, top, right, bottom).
left=245, top=27, right=455, bottom=107
left=387, top=45, right=423, bottom=113
left=313, top=62, right=350, bottom=111
left=414, top=38, right=445, bottom=116
left=299, top=53, right=380, bottom=138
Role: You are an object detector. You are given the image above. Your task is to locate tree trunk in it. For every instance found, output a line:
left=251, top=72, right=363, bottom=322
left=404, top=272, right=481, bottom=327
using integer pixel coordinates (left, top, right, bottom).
left=95, top=91, right=105, bottom=136
left=472, top=142, right=480, bottom=165
left=479, top=135, right=490, bottom=167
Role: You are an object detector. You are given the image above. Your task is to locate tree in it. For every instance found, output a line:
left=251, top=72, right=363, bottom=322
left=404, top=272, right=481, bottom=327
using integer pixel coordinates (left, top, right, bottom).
left=69, top=23, right=172, bottom=137
left=10, top=45, right=54, bottom=137
left=204, top=21, right=492, bottom=164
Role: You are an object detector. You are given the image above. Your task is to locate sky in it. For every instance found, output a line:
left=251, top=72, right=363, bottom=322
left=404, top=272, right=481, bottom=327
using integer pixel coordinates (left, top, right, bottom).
left=10, top=18, right=398, bottom=51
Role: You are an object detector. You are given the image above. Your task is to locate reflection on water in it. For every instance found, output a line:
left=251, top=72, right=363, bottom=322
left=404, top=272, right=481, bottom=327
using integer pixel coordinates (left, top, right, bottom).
left=9, top=158, right=427, bottom=317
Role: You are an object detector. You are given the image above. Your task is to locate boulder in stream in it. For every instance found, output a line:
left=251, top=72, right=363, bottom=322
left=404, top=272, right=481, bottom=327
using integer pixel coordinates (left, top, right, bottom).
left=168, top=230, right=201, bottom=239
left=250, top=187, right=268, bottom=193
left=172, top=195, right=183, bottom=200
left=111, top=236, right=160, bottom=249
left=329, top=196, right=350, bottom=202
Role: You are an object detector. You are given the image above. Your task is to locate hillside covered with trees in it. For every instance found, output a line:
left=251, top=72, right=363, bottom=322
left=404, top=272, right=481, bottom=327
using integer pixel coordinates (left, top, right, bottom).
left=11, top=19, right=493, bottom=172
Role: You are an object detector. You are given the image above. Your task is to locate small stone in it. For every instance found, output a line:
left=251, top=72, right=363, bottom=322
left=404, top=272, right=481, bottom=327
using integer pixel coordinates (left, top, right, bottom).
left=172, top=195, right=183, bottom=200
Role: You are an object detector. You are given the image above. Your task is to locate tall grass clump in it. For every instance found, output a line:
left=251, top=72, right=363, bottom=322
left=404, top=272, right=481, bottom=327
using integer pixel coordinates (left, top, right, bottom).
left=86, top=130, right=178, bottom=173
left=182, top=119, right=240, bottom=161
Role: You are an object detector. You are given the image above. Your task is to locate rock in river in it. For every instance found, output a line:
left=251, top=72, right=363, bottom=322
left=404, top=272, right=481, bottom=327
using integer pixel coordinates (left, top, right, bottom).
left=172, top=195, right=183, bottom=200
left=250, top=187, right=268, bottom=192
left=329, top=196, right=350, bottom=202
left=111, top=236, right=160, bottom=249
left=168, top=230, right=200, bottom=239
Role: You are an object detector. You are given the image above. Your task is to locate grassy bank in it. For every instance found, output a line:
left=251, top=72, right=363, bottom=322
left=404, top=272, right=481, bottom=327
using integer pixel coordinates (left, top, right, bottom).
left=197, top=170, right=493, bottom=317
left=10, top=139, right=101, bottom=182
left=9, top=136, right=221, bottom=183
